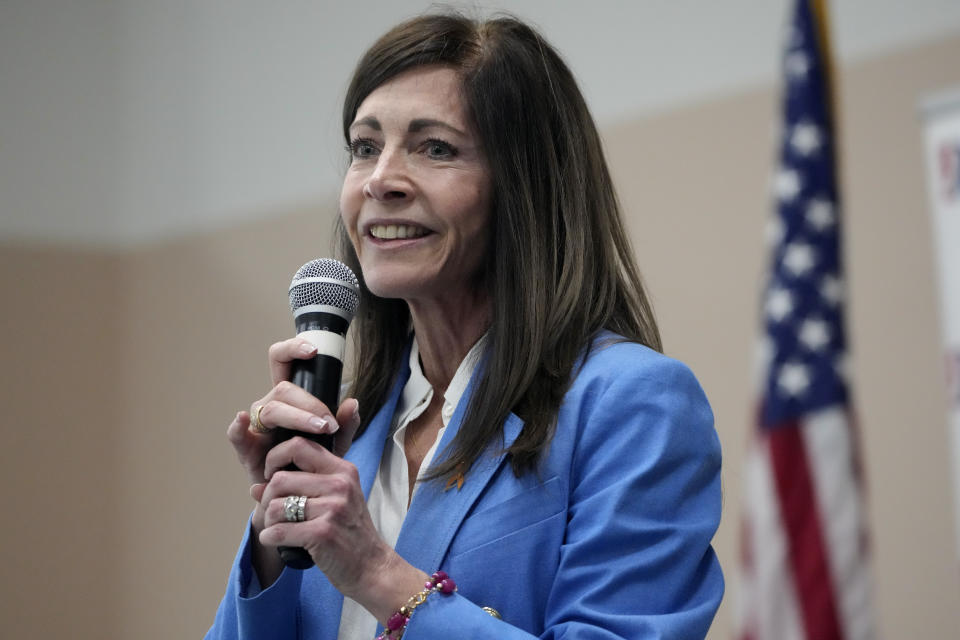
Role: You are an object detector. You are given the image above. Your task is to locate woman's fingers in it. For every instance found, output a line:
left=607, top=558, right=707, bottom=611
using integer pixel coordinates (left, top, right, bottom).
left=268, top=338, right=318, bottom=386
left=226, top=410, right=266, bottom=462
left=248, top=381, right=338, bottom=435
left=252, top=398, right=338, bottom=437
left=260, top=477, right=342, bottom=528
left=258, top=464, right=363, bottom=538
left=225, top=411, right=272, bottom=487
left=233, top=388, right=356, bottom=500
left=226, top=410, right=252, bottom=445
left=260, top=495, right=348, bottom=540
left=262, top=433, right=343, bottom=480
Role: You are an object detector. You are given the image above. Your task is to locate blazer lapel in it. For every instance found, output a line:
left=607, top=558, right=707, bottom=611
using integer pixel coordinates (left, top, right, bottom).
left=393, top=375, right=526, bottom=573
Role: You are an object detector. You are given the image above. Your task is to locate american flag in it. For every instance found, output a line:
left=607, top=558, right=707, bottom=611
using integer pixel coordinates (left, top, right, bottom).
left=737, top=1, right=876, bottom=639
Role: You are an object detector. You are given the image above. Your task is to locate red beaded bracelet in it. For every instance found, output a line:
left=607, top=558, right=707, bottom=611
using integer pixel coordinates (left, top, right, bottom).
left=375, top=571, right=457, bottom=639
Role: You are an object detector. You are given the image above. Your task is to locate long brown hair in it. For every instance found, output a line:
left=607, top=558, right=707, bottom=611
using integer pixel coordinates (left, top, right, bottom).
left=337, top=12, right=661, bottom=479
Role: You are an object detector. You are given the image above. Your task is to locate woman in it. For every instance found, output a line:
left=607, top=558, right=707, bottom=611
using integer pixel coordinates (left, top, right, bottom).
left=208, top=12, right=723, bottom=640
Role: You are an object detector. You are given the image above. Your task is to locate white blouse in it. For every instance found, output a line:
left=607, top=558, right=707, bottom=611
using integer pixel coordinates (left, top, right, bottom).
left=337, top=335, right=483, bottom=640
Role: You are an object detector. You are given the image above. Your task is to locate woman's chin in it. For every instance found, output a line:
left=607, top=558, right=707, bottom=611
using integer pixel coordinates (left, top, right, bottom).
left=360, top=263, right=484, bottom=306
left=363, top=274, right=426, bottom=301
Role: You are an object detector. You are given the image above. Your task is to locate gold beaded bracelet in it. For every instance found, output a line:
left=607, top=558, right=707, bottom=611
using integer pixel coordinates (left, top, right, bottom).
left=375, top=571, right=457, bottom=639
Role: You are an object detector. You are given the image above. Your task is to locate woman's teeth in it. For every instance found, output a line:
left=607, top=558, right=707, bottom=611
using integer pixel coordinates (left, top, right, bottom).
left=369, top=224, right=429, bottom=239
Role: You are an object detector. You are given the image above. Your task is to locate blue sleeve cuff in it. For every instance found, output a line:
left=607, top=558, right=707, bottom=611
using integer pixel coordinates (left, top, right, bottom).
left=402, top=592, right=535, bottom=640
left=207, top=515, right=304, bottom=640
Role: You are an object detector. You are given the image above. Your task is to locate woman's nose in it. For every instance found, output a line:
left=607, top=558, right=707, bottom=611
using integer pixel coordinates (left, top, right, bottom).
left=363, top=151, right=409, bottom=201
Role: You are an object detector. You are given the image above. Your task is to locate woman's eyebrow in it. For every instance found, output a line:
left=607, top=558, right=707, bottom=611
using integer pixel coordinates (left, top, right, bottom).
left=350, top=116, right=467, bottom=138
left=350, top=116, right=380, bottom=131
left=407, top=118, right=466, bottom=137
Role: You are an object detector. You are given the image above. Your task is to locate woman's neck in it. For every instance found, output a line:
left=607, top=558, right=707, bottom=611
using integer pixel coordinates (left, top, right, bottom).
left=407, top=289, right=490, bottom=391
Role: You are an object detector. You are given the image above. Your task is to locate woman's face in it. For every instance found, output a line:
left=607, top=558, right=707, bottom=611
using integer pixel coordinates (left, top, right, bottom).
left=340, top=65, right=491, bottom=303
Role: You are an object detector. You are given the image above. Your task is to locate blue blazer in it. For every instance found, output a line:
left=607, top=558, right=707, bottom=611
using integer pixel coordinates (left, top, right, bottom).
left=207, top=335, right=724, bottom=639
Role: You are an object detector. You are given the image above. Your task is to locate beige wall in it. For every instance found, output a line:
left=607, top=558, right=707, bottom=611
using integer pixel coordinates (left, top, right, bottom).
left=0, top=246, right=122, bottom=637
left=2, top=32, right=959, bottom=639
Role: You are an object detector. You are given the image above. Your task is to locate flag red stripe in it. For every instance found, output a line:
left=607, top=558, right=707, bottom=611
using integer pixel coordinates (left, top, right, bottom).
left=768, top=424, right=843, bottom=640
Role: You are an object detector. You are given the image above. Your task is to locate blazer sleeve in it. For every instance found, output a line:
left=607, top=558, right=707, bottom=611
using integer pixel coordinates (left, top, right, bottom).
left=205, top=518, right=305, bottom=640
left=403, top=350, right=724, bottom=639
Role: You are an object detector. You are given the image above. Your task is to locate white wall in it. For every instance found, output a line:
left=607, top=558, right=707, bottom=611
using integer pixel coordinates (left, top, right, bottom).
left=4, top=0, right=960, bottom=246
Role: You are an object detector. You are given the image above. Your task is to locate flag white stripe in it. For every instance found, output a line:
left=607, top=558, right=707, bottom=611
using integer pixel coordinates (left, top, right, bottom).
left=802, top=408, right=876, bottom=640
left=742, top=439, right=805, bottom=640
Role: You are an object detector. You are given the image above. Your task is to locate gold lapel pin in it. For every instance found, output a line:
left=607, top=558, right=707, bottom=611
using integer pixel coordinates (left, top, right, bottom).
left=444, top=463, right=467, bottom=491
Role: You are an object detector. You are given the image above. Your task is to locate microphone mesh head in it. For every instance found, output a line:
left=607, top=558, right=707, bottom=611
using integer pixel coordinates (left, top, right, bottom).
left=288, top=259, right=360, bottom=317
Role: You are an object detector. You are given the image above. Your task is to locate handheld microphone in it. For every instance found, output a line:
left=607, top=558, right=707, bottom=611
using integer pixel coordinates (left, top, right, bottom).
left=277, top=258, right=360, bottom=569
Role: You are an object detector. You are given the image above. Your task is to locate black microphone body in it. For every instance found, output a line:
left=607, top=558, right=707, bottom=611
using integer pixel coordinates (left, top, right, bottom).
left=275, top=311, right=350, bottom=454
left=276, top=260, right=359, bottom=570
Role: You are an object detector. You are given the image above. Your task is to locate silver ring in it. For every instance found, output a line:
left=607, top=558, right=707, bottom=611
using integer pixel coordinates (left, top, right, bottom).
left=283, top=495, right=307, bottom=522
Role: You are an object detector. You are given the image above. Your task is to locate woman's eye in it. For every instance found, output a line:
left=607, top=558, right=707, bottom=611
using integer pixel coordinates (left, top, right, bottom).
left=348, top=138, right=378, bottom=159
left=424, top=138, right=457, bottom=159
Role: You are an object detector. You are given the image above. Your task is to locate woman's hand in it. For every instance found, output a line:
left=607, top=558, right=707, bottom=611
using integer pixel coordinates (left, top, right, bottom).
left=224, top=337, right=362, bottom=586
left=256, top=435, right=429, bottom=623
left=226, top=338, right=360, bottom=520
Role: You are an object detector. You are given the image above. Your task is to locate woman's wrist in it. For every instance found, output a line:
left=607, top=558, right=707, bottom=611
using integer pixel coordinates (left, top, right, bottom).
left=350, top=550, right=430, bottom=625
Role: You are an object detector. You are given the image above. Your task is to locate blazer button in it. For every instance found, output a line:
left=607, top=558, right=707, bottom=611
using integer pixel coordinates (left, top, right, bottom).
left=481, top=606, right=502, bottom=619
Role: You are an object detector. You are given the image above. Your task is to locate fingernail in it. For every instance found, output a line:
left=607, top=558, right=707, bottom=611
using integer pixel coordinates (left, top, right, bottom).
left=299, top=342, right=317, bottom=355
left=309, top=416, right=334, bottom=432
left=351, top=400, right=361, bottom=427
